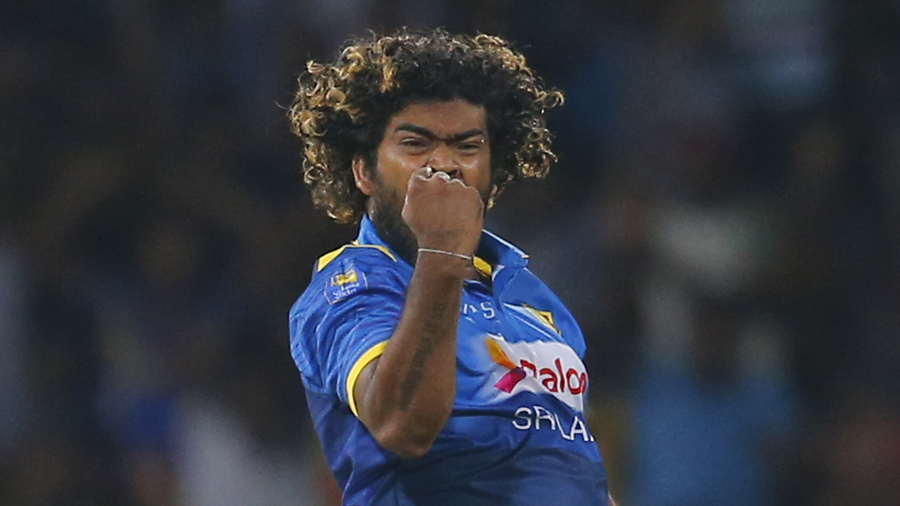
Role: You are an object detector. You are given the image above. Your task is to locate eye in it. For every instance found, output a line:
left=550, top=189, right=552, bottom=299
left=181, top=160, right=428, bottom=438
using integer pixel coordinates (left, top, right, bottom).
left=400, top=137, right=427, bottom=148
left=456, top=140, right=484, bottom=153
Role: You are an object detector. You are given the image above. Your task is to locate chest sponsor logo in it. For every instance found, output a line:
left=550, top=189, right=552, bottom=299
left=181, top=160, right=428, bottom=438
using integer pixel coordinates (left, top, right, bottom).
left=485, top=334, right=587, bottom=411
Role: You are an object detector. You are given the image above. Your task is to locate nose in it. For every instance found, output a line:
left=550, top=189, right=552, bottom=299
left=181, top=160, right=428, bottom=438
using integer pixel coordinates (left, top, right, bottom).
left=426, top=143, right=461, bottom=178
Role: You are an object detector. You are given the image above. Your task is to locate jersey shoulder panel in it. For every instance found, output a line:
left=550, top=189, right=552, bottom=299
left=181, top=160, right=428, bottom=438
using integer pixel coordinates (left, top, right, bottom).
left=316, top=241, right=397, bottom=272
left=289, top=243, right=405, bottom=395
left=506, top=267, right=587, bottom=357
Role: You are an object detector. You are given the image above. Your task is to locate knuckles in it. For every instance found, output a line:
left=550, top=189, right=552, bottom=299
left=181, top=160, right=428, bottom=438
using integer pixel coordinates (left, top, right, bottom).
left=408, top=176, right=477, bottom=200
left=403, top=173, right=485, bottom=234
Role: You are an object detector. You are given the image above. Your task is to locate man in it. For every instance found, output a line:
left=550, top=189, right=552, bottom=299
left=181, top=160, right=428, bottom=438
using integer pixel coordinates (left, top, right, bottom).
left=288, top=28, right=611, bottom=506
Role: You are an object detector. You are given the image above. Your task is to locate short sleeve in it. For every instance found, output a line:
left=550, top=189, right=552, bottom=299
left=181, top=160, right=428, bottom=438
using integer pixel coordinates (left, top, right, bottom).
left=289, top=256, right=406, bottom=415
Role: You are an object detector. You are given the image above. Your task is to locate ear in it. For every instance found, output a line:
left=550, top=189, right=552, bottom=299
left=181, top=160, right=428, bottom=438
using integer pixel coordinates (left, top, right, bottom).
left=352, top=156, right=374, bottom=196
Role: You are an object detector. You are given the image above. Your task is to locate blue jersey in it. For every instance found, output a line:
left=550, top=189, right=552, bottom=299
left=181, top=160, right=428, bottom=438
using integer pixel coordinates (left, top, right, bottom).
left=289, top=216, right=608, bottom=506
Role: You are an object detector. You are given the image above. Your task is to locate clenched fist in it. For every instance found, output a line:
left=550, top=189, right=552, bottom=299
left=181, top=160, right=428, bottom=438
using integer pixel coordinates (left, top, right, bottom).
left=401, top=166, right=485, bottom=258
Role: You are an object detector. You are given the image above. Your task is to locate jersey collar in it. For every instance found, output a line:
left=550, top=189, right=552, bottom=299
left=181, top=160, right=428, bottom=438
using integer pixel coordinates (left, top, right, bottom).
left=356, top=214, right=530, bottom=275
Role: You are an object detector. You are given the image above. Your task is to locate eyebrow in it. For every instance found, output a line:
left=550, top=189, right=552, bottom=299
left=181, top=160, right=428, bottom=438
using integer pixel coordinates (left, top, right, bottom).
left=393, top=123, right=486, bottom=143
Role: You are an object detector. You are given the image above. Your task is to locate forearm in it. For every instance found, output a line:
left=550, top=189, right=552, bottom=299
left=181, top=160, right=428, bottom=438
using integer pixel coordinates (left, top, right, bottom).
left=356, top=252, right=466, bottom=457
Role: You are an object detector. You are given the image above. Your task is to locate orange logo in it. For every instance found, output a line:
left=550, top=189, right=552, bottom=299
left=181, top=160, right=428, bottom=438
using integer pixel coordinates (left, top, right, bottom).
left=485, top=336, right=588, bottom=402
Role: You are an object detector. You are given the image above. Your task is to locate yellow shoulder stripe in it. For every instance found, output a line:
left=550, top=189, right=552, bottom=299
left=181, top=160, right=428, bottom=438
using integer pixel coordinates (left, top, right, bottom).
left=346, top=341, right=389, bottom=417
left=522, top=304, right=560, bottom=335
left=473, top=256, right=492, bottom=278
left=317, top=243, right=396, bottom=272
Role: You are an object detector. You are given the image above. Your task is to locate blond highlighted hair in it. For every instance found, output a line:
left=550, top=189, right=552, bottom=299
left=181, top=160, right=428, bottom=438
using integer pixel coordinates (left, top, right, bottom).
left=289, top=28, right=564, bottom=223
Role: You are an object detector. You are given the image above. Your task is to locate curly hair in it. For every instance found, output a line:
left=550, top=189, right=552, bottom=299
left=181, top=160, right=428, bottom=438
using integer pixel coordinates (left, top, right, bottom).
left=288, top=28, right=564, bottom=224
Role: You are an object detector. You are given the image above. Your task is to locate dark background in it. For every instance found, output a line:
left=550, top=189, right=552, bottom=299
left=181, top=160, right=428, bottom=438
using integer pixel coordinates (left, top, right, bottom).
left=1, top=0, right=899, bottom=505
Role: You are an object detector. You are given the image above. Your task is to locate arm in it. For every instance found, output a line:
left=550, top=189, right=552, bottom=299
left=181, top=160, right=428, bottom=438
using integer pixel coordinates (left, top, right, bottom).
left=353, top=253, right=466, bottom=458
left=352, top=168, right=484, bottom=459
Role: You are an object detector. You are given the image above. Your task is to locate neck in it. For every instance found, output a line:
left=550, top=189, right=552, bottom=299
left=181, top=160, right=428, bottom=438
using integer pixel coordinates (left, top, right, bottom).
left=367, top=211, right=417, bottom=266
left=367, top=214, right=486, bottom=281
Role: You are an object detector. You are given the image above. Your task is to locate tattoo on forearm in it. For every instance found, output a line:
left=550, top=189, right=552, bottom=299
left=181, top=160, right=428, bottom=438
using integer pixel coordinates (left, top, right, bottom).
left=398, top=336, right=434, bottom=409
left=398, top=302, right=447, bottom=409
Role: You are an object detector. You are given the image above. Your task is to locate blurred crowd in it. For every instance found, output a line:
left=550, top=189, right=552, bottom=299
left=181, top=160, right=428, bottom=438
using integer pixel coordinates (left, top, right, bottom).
left=1, top=0, right=899, bottom=505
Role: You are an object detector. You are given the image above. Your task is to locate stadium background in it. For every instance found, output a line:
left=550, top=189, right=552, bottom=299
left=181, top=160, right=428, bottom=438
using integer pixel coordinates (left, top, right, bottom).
left=1, top=0, right=899, bottom=504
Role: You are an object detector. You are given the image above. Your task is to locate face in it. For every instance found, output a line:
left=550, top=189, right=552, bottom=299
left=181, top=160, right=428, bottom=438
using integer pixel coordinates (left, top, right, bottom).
left=353, top=99, right=495, bottom=262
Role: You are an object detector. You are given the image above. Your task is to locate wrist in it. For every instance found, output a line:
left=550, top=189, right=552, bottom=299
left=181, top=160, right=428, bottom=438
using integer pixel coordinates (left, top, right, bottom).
left=414, top=248, right=471, bottom=277
left=417, top=248, right=472, bottom=261
left=415, top=231, right=475, bottom=257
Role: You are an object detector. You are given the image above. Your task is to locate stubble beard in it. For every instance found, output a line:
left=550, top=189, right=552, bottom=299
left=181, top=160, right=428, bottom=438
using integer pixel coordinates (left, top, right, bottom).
left=369, top=185, right=419, bottom=266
